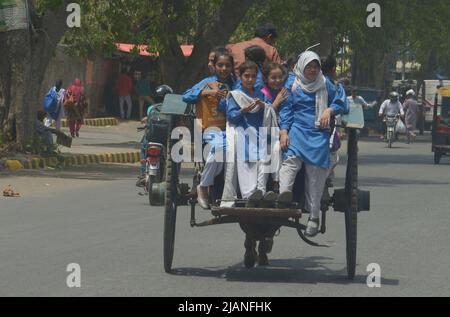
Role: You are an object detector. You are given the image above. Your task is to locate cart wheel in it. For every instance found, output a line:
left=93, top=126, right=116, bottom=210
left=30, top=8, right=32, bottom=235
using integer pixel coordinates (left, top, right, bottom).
left=163, top=128, right=178, bottom=273
left=345, top=129, right=358, bottom=280
left=434, top=151, right=442, bottom=165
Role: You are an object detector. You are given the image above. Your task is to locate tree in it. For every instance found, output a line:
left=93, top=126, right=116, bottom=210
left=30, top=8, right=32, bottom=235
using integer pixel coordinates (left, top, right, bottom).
left=1, top=0, right=256, bottom=150
left=63, top=0, right=256, bottom=92
left=0, top=0, right=70, bottom=150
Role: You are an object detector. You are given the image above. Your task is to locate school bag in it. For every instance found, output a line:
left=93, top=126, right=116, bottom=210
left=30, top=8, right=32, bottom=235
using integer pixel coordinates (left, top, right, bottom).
left=44, top=88, right=58, bottom=114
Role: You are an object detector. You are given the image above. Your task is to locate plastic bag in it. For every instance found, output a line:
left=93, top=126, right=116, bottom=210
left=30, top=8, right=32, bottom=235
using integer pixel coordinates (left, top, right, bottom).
left=396, top=119, right=406, bottom=134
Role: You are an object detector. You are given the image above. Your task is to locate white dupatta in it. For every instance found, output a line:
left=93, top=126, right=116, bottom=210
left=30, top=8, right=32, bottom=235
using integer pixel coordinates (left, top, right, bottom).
left=220, top=90, right=281, bottom=207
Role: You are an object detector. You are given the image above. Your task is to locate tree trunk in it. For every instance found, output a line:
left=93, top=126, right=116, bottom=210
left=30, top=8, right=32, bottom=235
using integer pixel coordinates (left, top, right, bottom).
left=313, top=27, right=335, bottom=57
left=0, top=2, right=69, bottom=150
left=158, top=0, right=256, bottom=92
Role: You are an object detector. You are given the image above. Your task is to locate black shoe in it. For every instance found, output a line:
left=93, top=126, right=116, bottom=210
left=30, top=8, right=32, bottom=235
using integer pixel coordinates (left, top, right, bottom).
left=259, top=191, right=278, bottom=209
left=244, top=237, right=257, bottom=268
left=245, top=190, right=263, bottom=208
left=277, top=191, right=293, bottom=209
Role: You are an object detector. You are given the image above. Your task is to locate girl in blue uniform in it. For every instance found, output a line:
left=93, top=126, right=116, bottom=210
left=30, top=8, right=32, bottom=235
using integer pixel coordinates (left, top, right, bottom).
left=278, top=51, right=346, bottom=237
left=226, top=60, right=273, bottom=202
left=261, top=62, right=288, bottom=112
left=182, top=51, right=236, bottom=209
left=260, top=62, right=289, bottom=193
left=225, top=60, right=280, bottom=267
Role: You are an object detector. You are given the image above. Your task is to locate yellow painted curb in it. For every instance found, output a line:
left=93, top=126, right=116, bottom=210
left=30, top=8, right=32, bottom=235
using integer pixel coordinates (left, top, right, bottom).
left=4, top=151, right=141, bottom=171
left=61, top=118, right=119, bottom=127
left=5, top=160, right=24, bottom=171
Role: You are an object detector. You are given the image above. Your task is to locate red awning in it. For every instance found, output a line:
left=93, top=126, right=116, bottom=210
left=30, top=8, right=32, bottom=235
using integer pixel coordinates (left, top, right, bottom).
left=116, top=43, right=193, bottom=57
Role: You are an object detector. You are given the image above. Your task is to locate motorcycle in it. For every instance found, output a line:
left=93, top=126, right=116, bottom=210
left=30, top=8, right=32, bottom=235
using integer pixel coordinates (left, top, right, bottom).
left=384, top=114, right=400, bottom=148
left=137, top=85, right=172, bottom=205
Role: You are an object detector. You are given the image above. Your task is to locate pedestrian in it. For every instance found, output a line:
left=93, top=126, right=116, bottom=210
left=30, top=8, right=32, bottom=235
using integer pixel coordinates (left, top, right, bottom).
left=135, top=72, right=155, bottom=120
left=64, top=79, right=86, bottom=138
left=403, top=89, right=419, bottom=144
left=44, top=80, right=65, bottom=131
left=278, top=51, right=346, bottom=238
left=227, top=24, right=283, bottom=74
left=348, top=88, right=374, bottom=109
left=115, top=69, right=134, bottom=119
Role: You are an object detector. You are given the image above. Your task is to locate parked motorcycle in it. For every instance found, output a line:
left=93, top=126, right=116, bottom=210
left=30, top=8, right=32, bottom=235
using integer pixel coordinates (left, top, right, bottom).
left=137, top=85, right=172, bottom=205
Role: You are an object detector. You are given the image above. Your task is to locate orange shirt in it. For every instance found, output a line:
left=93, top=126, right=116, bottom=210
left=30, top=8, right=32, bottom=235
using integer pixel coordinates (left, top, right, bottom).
left=227, top=37, right=283, bottom=72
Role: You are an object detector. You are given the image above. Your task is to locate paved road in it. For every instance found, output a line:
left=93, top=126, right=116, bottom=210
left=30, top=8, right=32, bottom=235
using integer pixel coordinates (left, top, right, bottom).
left=1, top=135, right=450, bottom=297
left=60, top=121, right=142, bottom=155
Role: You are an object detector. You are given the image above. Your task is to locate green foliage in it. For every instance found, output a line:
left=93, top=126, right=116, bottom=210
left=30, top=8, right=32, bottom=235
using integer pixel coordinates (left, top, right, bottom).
left=43, top=0, right=450, bottom=79
left=61, top=0, right=226, bottom=58
left=34, top=0, right=65, bottom=13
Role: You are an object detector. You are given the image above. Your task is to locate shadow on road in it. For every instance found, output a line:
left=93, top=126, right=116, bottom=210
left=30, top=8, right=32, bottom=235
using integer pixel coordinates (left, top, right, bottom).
left=83, top=142, right=140, bottom=149
left=0, top=163, right=196, bottom=182
left=359, top=176, right=450, bottom=187
left=171, top=257, right=399, bottom=286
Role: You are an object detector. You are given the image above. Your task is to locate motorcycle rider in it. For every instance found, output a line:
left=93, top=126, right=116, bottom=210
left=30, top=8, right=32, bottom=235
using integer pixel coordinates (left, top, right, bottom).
left=379, top=92, right=404, bottom=140
left=136, top=85, right=172, bottom=187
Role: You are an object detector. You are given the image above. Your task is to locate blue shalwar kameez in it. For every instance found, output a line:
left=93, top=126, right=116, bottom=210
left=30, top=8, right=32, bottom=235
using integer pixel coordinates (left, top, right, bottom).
left=279, top=53, right=346, bottom=221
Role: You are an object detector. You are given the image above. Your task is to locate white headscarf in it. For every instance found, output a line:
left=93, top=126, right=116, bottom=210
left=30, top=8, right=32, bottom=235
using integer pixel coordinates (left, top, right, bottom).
left=293, top=51, right=326, bottom=93
left=293, top=51, right=329, bottom=128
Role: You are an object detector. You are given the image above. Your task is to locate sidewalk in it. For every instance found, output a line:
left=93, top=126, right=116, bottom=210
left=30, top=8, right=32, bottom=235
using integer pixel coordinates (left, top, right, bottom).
left=1, top=120, right=143, bottom=171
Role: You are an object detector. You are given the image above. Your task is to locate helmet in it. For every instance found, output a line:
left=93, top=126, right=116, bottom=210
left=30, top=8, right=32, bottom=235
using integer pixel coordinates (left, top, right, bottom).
left=389, top=91, right=399, bottom=102
left=155, top=85, right=173, bottom=98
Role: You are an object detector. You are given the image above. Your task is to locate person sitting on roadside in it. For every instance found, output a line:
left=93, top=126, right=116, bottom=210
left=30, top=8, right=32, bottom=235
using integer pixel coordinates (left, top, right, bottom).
left=35, top=110, right=64, bottom=154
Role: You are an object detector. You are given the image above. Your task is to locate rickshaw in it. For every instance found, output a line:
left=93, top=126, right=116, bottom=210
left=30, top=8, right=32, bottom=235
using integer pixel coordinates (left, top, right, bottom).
left=156, top=94, right=370, bottom=280
left=432, top=86, right=450, bottom=164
